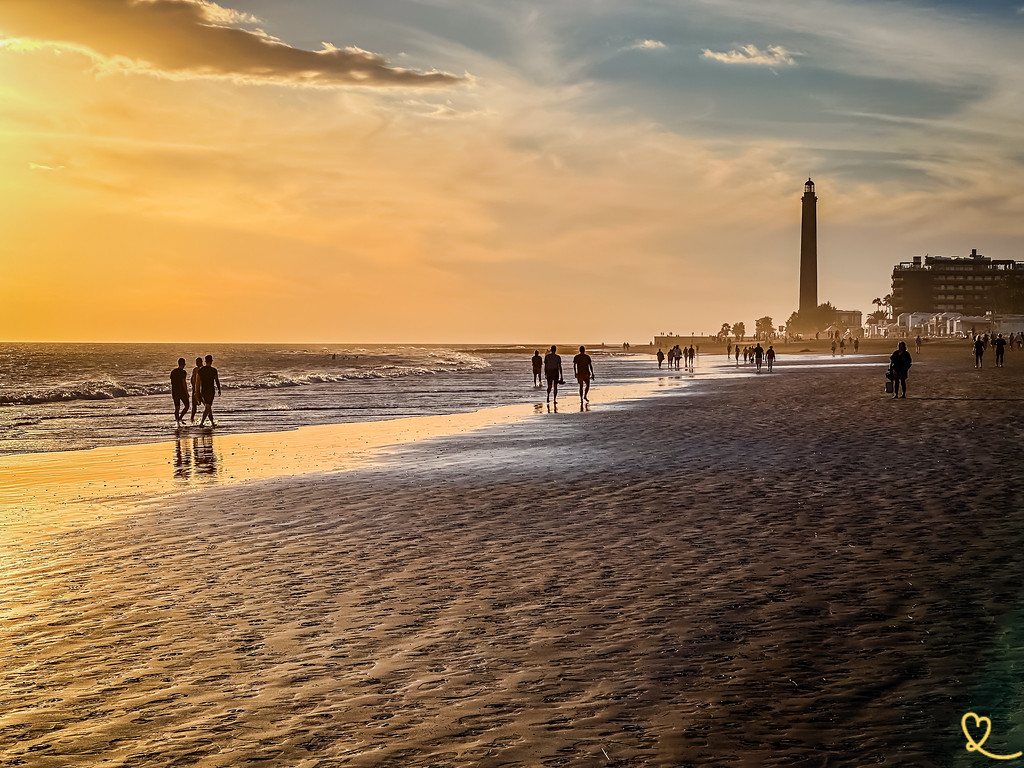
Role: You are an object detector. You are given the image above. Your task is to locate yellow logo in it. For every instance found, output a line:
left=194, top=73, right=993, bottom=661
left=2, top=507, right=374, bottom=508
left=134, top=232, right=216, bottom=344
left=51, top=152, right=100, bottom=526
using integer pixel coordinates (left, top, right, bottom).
left=962, top=713, right=1023, bottom=760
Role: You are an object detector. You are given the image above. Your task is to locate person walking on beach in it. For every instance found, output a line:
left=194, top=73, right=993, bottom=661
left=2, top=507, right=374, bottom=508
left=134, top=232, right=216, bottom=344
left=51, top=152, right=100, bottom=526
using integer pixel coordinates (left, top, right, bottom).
left=974, top=336, right=985, bottom=368
left=765, top=345, right=776, bottom=372
left=688, top=345, right=696, bottom=368
left=854, top=337, right=860, bottom=353
left=573, top=345, right=595, bottom=403
left=753, top=343, right=764, bottom=372
left=198, top=355, right=222, bottom=427
left=993, top=333, right=1007, bottom=368
left=839, top=338, right=846, bottom=356
left=532, top=350, right=543, bottom=386
left=889, top=341, right=912, bottom=399
left=915, top=335, right=922, bottom=353
left=831, top=339, right=837, bottom=357
left=189, top=356, right=203, bottom=423
left=735, top=345, right=740, bottom=365
left=657, top=348, right=664, bottom=368
left=544, top=345, right=563, bottom=403
left=170, top=358, right=189, bottom=425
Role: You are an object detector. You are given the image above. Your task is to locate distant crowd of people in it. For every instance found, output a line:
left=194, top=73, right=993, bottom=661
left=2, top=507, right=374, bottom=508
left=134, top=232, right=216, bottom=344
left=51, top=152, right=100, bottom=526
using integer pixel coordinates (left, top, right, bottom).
left=532, top=346, right=594, bottom=404
left=657, top=344, right=697, bottom=369
left=170, top=355, right=222, bottom=427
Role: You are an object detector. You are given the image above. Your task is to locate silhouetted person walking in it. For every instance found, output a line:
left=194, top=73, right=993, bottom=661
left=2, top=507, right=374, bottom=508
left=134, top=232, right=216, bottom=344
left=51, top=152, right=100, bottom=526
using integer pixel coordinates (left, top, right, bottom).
left=974, top=336, right=985, bottom=368
left=915, top=335, right=922, bottom=353
left=765, top=345, right=775, bottom=372
left=189, top=356, right=203, bottom=423
left=889, top=341, right=912, bottom=398
left=198, top=354, right=222, bottom=426
left=994, top=333, right=1007, bottom=368
left=573, top=345, right=595, bottom=402
left=532, top=350, right=543, bottom=386
left=657, top=348, right=664, bottom=368
left=544, top=345, right=563, bottom=403
left=754, top=343, right=764, bottom=372
left=170, top=358, right=189, bottom=425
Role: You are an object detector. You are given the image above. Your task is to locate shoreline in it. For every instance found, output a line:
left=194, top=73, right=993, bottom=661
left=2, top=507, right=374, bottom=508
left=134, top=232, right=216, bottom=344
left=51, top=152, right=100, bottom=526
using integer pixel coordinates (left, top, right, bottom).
left=0, top=374, right=695, bottom=534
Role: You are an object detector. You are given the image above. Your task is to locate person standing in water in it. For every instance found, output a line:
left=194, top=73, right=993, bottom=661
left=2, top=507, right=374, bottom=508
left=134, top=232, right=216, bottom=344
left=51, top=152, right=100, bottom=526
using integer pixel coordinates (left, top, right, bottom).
left=189, top=356, right=203, bottom=423
left=198, top=355, right=222, bottom=426
left=170, top=358, right=189, bottom=425
left=573, top=345, right=595, bottom=403
left=656, top=348, right=664, bottom=368
left=544, top=345, right=563, bottom=403
left=531, top=350, right=543, bottom=386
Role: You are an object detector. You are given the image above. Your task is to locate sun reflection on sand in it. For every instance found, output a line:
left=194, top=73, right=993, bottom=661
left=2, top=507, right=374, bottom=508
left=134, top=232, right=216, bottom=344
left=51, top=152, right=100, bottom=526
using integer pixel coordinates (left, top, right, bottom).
left=0, top=377, right=682, bottom=537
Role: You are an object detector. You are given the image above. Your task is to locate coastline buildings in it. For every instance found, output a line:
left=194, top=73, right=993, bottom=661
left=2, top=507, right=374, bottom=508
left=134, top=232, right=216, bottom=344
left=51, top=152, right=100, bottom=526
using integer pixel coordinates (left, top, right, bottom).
left=891, top=249, right=1024, bottom=315
left=876, top=249, right=1024, bottom=338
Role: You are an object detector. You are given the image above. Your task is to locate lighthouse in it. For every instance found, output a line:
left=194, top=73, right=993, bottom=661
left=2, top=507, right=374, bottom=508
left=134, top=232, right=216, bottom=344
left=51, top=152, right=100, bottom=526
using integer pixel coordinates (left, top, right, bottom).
left=799, top=178, right=817, bottom=315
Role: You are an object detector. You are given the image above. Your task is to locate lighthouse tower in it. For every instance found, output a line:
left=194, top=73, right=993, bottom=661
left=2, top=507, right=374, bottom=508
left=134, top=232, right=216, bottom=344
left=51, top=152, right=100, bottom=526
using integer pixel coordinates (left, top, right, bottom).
left=799, top=178, right=818, bottom=315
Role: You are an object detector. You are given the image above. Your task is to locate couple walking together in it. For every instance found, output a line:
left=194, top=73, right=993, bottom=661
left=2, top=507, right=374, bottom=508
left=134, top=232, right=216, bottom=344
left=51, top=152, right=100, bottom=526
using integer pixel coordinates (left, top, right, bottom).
left=532, top=345, right=595, bottom=403
left=171, top=355, right=222, bottom=426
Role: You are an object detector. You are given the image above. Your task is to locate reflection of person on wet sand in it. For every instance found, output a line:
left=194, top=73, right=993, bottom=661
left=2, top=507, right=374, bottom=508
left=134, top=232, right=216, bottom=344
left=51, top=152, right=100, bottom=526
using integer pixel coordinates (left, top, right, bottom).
left=190, top=357, right=203, bottom=423
left=532, top=350, right=543, bottom=386
left=193, top=433, right=217, bottom=475
left=198, top=355, right=222, bottom=427
left=544, top=345, right=563, bottom=403
left=173, top=437, right=191, bottom=480
left=170, top=357, right=189, bottom=425
left=573, top=345, right=595, bottom=403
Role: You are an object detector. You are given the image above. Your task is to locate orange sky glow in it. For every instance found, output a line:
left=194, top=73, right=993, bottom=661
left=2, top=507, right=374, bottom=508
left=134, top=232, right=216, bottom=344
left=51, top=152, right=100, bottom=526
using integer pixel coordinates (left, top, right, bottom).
left=2, top=0, right=1022, bottom=343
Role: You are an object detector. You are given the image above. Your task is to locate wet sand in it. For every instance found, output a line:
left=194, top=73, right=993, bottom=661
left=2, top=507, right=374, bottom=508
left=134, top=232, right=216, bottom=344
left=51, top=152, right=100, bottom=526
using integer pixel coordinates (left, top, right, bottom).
left=2, top=342, right=1023, bottom=766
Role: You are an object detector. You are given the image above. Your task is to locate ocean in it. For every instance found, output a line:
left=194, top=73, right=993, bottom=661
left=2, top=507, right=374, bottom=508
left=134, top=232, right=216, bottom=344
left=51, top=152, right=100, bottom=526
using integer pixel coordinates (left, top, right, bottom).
left=0, top=343, right=667, bottom=456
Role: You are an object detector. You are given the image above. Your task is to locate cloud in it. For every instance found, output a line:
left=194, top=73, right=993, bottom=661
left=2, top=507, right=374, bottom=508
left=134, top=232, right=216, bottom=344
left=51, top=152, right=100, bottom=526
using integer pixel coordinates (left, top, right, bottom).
left=701, top=44, right=796, bottom=67
left=626, top=39, right=667, bottom=51
left=0, top=0, right=462, bottom=87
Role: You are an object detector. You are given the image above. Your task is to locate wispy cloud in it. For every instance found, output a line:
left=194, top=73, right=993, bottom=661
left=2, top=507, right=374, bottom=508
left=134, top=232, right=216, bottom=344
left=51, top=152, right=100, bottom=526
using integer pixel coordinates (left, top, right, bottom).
left=0, top=0, right=462, bottom=87
left=626, top=39, right=667, bottom=51
left=701, top=44, right=795, bottom=67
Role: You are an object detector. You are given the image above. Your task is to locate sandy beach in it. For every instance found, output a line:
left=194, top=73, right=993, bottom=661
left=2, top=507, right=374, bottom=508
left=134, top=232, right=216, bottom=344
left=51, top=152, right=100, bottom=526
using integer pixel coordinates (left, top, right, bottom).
left=2, top=341, right=1023, bottom=766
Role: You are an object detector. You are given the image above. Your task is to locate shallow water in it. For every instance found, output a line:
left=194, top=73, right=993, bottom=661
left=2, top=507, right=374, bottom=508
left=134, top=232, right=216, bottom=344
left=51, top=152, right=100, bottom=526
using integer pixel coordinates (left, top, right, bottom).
left=0, top=344, right=670, bottom=455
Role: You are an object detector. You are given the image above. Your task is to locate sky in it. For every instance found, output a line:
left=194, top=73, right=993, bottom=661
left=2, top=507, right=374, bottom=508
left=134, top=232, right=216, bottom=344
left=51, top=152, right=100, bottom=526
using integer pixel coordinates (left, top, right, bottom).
left=1, top=0, right=1022, bottom=343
